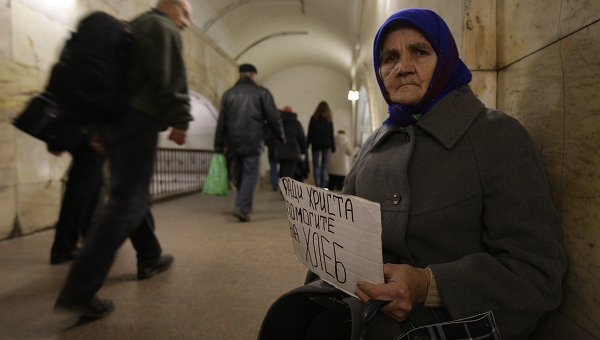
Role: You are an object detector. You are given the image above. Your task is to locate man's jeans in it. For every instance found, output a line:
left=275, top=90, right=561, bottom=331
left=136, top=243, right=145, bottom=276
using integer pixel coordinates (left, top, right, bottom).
left=57, top=108, right=162, bottom=303
left=269, top=159, right=279, bottom=190
left=233, top=155, right=260, bottom=214
left=312, top=148, right=330, bottom=188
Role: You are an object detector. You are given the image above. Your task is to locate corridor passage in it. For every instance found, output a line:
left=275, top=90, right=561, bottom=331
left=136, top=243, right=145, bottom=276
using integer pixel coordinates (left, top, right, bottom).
left=0, top=190, right=307, bottom=339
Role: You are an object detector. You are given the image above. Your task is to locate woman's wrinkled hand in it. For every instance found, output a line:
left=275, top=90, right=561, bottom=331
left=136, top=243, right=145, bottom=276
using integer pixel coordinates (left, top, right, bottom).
left=354, top=264, right=430, bottom=322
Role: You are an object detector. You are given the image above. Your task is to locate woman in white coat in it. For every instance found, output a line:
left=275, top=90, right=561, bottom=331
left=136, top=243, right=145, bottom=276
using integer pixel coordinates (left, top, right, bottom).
left=327, top=130, right=359, bottom=191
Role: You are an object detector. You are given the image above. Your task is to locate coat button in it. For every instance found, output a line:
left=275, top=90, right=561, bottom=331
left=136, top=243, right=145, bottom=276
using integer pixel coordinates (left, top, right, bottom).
left=392, top=193, right=401, bottom=205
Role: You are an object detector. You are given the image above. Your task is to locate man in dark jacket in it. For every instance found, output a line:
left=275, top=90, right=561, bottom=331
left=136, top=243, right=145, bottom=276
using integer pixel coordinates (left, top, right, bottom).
left=214, top=64, right=285, bottom=222
left=274, top=106, right=306, bottom=180
left=54, top=0, right=193, bottom=319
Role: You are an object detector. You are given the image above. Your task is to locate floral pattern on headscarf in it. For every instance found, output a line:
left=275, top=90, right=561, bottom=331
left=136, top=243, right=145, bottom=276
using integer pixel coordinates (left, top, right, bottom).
left=373, top=8, right=472, bottom=127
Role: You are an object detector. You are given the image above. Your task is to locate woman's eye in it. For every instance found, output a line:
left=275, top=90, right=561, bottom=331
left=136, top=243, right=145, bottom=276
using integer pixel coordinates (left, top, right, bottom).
left=383, top=55, right=396, bottom=63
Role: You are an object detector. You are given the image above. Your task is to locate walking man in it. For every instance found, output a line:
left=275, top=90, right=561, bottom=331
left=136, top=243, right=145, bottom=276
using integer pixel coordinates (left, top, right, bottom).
left=214, top=64, right=285, bottom=222
left=55, top=0, right=194, bottom=319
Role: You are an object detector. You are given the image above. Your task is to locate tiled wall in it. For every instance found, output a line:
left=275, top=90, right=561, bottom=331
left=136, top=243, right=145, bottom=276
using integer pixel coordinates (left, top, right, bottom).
left=0, top=0, right=237, bottom=240
left=498, top=1, right=600, bottom=337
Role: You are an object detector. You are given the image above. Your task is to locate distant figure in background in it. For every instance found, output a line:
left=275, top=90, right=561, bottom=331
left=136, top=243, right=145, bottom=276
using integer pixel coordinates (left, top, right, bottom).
left=327, top=129, right=358, bottom=191
left=306, top=101, right=335, bottom=188
left=265, top=135, right=279, bottom=191
left=49, top=133, right=106, bottom=265
left=274, top=106, right=306, bottom=181
left=293, top=154, right=310, bottom=183
left=214, top=63, right=285, bottom=222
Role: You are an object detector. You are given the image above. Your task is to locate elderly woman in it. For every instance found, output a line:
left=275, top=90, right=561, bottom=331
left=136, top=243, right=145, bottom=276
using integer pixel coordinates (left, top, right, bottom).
left=259, top=8, right=567, bottom=340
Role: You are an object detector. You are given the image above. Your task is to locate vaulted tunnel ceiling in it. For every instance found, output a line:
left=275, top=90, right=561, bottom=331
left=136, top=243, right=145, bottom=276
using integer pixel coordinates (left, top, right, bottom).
left=189, top=0, right=361, bottom=81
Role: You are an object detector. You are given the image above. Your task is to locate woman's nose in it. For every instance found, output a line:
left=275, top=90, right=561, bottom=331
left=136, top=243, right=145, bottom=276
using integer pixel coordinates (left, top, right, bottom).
left=396, top=55, right=414, bottom=76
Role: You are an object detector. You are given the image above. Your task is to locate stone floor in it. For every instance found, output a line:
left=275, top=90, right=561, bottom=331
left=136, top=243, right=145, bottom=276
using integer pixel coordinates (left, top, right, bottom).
left=0, top=190, right=307, bottom=340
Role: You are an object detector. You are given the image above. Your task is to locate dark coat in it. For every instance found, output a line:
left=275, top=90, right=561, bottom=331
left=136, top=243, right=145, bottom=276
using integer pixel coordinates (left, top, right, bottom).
left=307, top=116, right=335, bottom=152
left=260, top=86, right=567, bottom=340
left=214, top=77, right=285, bottom=156
left=273, top=111, right=306, bottom=161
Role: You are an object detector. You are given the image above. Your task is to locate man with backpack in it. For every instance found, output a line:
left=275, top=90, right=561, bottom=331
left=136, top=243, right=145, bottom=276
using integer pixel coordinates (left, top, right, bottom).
left=54, top=0, right=194, bottom=319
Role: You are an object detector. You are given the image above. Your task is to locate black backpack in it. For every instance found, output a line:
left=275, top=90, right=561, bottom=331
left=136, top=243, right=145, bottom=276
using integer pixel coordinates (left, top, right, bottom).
left=46, top=11, right=134, bottom=122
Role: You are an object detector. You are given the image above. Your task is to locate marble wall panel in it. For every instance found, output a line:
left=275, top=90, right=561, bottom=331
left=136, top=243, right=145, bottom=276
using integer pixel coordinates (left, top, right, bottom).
left=0, top=123, right=17, bottom=187
left=0, top=58, right=39, bottom=95
left=14, top=0, right=77, bottom=26
left=15, top=129, right=52, bottom=184
left=552, top=23, right=600, bottom=339
left=184, top=28, right=203, bottom=63
left=554, top=309, right=598, bottom=339
left=560, top=24, right=600, bottom=198
left=559, top=197, right=600, bottom=336
left=136, top=0, right=153, bottom=14
left=531, top=310, right=596, bottom=339
left=183, top=26, right=237, bottom=111
left=496, top=44, right=564, bottom=198
left=0, top=58, right=39, bottom=121
left=497, top=0, right=561, bottom=68
left=0, top=186, right=16, bottom=239
left=560, top=0, right=600, bottom=37
left=74, top=0, right=119, bottom=18
left=11, top=1, right=71, bottom=73
left=49, top=153, right=72, bottom=182
left=385, top=0, right=465, bottom=54
left=470, top=70, right=497, bottom=109
left=0, top=1, right=11, bottom=60
left=463, top=0, right=496, bottom=70
left=16, top=181, right=60, bottom=235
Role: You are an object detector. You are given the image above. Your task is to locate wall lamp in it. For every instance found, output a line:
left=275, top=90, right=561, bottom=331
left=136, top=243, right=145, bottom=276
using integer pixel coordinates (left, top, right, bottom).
left=348, top=90, right=359, bottom=101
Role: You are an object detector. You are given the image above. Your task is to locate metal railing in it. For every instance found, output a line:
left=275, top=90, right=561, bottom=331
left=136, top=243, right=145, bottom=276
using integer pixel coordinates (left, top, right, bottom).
left=151, top=148, right=214, bottom=200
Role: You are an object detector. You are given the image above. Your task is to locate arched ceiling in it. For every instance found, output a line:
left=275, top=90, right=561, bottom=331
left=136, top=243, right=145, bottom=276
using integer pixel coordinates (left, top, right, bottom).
left=189, top=0, right=361, bottom=82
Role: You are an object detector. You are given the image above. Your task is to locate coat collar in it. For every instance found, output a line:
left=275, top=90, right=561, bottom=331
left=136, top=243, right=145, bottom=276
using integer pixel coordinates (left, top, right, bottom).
left=236, top=77, right=256, bottom=86
left=417, top=85, right=484, bottom=149
left=151, top=7, right=167, bottom=17
left=370, top=85, right=484, bottom=150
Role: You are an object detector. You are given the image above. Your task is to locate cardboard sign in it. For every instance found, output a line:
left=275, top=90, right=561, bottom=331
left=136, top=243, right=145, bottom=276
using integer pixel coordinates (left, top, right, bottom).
left=278, top=177, right=384, bottom=297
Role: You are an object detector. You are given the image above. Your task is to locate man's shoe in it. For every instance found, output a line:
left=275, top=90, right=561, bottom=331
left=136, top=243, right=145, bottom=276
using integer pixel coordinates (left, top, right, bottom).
left=55, top=295, right=114, bottom=319
left=137, top=254, right=174, bottom=280
left=233, top=208, right=250, bottom=222
left=50, top=249, right=80, bottom=265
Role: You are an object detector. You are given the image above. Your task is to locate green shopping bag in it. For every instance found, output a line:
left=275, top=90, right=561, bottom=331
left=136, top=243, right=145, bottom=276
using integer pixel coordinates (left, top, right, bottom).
left=202, top=153, right=229, bottom=196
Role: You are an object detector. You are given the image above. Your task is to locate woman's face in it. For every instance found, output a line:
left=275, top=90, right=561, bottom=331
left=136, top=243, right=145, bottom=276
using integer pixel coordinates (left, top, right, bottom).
left=379, top=26, right=437, bottom=105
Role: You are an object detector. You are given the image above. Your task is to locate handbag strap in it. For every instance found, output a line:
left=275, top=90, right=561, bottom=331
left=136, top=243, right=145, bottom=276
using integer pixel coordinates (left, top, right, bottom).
left=358, top=299, right=390, bottom=340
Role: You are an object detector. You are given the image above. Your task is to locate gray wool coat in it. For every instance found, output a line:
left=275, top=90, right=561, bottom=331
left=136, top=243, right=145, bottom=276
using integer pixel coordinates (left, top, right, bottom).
left=259, top=86, right=567, bottom=340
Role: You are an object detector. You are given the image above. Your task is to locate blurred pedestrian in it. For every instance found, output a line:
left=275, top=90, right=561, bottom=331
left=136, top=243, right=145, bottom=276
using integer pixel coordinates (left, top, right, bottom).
left=274, top=106, right=306, bottom=180
left=327, top=129, right=358, bottom=191
left=214, top=63, right=285, bottom=222
left=54, top=0, right=194, bottom=319
left=306, top=101, right=335, bottom=188
left=265, top=129, right=279, bottom=191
